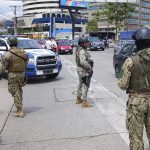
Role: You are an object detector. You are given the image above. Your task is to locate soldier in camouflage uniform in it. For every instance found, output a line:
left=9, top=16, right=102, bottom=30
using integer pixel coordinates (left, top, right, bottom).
left=118, top=27, right=150, bottom=150
left=2, top=36, right=28, bottom=118
left=75, top=37, right=93, bottom=108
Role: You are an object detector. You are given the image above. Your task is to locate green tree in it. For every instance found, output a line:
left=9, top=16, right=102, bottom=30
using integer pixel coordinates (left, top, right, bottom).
left=93, top=10, right=101, bottom=21
left=103, top=2, right=134, bottom=40
left=86, top=19, right=98, bottom=33
left=86, top=10, right=101, bottom=33
left=17, top=27, right=25, bottom=34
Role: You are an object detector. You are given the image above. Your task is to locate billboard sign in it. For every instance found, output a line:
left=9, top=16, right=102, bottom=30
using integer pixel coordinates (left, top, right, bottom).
left=59, top=0, right=89, bottom=9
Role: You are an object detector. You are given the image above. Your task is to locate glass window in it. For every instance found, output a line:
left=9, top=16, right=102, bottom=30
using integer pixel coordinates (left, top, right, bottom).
left=121, top=44, right=133, bottom=55
left=17, top=39, right=42, bottom=49
left=0, top=40, right=6, bottom=47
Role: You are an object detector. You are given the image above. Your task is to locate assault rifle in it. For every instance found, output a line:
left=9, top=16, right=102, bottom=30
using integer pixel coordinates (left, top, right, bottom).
left=82, top=60, right=94, bottom=87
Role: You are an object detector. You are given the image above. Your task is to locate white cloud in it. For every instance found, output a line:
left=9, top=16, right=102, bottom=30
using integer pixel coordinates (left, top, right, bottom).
left=0, top=0, right=23, bottom=20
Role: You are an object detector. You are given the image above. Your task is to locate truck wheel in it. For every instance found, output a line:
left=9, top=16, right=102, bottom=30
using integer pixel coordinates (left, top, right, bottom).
left=46, top=73, right=59, bottom=79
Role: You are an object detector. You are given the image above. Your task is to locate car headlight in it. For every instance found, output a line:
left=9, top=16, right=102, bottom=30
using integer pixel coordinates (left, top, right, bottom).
left=28, top=57, right=34, bottom=65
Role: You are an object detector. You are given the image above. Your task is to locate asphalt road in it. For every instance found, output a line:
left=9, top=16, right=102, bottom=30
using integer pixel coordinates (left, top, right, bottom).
left=0, top=47, right=149, bottom=150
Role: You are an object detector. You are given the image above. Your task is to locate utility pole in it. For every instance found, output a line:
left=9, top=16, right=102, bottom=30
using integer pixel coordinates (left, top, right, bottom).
left=10, top=5, right=20, bottom=35
left=138, top=0, right=142, bottom=28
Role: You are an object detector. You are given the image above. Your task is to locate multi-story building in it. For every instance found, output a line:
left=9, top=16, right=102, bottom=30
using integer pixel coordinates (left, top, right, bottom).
left=23, top=0, right=60, bottom=15
left=21, top=0, right=87, bottom=39
left=129, top=0, right=150, bottom=29
left=82, top=1, right=150, bottom=38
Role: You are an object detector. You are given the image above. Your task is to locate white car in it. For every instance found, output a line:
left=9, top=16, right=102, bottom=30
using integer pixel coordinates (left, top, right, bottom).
left=0, top=37, right=62, bottom=79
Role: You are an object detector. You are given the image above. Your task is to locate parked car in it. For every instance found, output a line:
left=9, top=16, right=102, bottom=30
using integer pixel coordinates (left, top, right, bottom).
left=0, top=37, right=62, bottom=79
left=56, top=40, right=73, bottom=54
left=114, top=40, right=135, bottom=54
left=113, top=43, right=137, bottom=78
left=70, top=38, right=79, bottom=47
left=88, top=37, right=105, bottom=51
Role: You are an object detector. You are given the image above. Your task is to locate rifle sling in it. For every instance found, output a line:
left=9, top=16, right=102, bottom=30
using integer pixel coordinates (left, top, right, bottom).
left=10, top=51, right=26, bottom=62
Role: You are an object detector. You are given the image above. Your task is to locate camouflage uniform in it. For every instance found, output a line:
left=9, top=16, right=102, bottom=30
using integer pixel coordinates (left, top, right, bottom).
left=2, top=47, right=28, bottom=112
left=75, top=46, right=92, bottom=101
left=118, top=48, right=150, bottom=150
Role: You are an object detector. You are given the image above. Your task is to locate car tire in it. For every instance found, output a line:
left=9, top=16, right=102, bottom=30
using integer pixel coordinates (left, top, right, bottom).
left=46, top=73, right=59, bottom=79
left=101, top=48, right=104, bottom=51
left=115, top=65, right=120, bottom=78
left=70, top=50, right=73, bottom=54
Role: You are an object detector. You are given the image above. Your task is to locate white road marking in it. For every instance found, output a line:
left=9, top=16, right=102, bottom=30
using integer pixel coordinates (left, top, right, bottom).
left=61, top=56, right=129, bottom=145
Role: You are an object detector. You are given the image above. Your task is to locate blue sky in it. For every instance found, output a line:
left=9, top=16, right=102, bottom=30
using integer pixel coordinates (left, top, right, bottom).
left=0, top=0, right=23, bottom=20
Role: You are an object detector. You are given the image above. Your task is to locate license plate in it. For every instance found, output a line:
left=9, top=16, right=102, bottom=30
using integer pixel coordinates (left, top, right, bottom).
left=97, top=47, right=100, bottom=49
left=43, top=69, right=53, bottom=74
left=53, top=68, right=58, bottom=73
left=36, top=70, right=43, bottom=75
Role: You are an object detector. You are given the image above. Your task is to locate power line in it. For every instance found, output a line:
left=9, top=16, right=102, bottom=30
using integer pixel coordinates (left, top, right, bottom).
left=10, top=5, right=21, bottom=35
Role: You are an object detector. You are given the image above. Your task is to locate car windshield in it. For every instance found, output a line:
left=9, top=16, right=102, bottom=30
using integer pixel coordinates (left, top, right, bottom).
left=36, top=39, right=46, bottom=45
left=58, top=41, right=71, bottom=46
left=118, top=40, right=134, bottom=47
left=89, top=37, right=100, bottom=42
left=17, top=39, right=42, bottom=49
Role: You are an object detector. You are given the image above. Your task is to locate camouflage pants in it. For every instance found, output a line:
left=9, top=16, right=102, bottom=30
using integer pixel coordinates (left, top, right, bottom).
left=77, top=71, right=89, bottom=100
left=8, top=72, right=25, bottom=109
left=126, top=93, right=150, bottom=150
left=0, top=62, right=4, bottom=75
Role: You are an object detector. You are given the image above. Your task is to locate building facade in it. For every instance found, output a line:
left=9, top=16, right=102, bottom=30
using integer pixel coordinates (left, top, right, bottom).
left=82, top=1, right=150, bottom=38
left=22, top=0, right=87, bottom=39
left=23, top=0, right=60, bottom=15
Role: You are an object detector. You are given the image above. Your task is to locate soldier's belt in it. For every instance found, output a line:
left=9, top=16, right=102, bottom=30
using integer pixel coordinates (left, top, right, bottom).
left=129, top=90, right=150, bottom=95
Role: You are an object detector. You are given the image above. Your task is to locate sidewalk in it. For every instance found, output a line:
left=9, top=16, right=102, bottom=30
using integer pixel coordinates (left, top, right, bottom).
left=0, top=79, right=13, bottom=135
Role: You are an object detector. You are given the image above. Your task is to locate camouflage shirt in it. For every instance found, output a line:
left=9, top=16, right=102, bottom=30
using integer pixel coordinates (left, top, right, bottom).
left=118, top=57, right=133, bottom=90
left=76, top=46, right=92, bottom=69
left=76, top=46, right=92, bottom=76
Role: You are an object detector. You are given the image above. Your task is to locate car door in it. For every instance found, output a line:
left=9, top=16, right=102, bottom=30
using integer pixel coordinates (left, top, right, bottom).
left=119, top=44, right=134, bottom=68
left=0, top=39, right=9, bottom=58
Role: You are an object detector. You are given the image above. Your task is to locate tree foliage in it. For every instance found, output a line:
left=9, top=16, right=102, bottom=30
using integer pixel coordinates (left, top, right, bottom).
left=86, top=19, right=98, bottom=33
left=86, top=10, right=101, bottom=33
left=103, top=2, right=135, bottom=40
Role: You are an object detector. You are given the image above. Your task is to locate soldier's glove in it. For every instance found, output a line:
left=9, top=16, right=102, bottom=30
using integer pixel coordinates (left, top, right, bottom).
left=0, top=75, right=1, bottom=80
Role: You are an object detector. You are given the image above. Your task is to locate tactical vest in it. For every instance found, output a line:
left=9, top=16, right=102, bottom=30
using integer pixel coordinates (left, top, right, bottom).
left=8, top=48, right=27, bottom=72
left=129, top=48, right=150, bottom=92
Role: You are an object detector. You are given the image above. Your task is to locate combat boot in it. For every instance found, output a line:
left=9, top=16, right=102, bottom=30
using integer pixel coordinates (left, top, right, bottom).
left=76, top=96, right=82, bottom=104
left=81, top=100, right=93, bottom=108
left=14, top=108, right=25, bottom=118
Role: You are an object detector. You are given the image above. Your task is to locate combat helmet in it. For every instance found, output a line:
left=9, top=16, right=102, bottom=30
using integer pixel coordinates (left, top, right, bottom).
left=7, top=36, right=18, bottom=47
left=132, top=27, right=150, bottom=51
left=132, top=27, right=150, bottom=40
left=78, top=37, right=89, bottom=45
